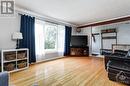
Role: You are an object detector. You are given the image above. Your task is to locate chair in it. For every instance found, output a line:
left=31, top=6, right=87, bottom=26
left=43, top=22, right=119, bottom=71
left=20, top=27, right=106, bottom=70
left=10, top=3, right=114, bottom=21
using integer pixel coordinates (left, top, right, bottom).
left=0, top=72, right=9, bottom=86
left=106, top=50, right=130, bottom=85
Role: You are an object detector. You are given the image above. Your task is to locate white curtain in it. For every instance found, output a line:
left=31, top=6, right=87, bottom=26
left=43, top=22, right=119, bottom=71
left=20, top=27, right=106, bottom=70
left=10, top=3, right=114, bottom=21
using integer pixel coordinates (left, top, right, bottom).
left=35, top=20, right=45, bottom=61
left=57, top=25, right=65, bottom=56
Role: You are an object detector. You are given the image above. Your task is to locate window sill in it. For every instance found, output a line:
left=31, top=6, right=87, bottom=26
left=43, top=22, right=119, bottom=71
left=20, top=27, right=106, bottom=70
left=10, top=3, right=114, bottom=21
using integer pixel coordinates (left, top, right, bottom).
left=45, top=50, right=57, bottom=54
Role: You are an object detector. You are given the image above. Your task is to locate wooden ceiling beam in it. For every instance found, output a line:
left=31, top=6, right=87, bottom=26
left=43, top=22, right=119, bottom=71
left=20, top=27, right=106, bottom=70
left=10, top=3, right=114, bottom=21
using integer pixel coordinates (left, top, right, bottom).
left=77, top=16, right=130, bottom=28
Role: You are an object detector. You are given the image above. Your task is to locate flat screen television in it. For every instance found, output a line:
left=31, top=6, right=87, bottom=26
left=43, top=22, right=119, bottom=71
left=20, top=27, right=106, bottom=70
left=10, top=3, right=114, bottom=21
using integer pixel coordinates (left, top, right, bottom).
left=70, top=35, right=88, bottom=47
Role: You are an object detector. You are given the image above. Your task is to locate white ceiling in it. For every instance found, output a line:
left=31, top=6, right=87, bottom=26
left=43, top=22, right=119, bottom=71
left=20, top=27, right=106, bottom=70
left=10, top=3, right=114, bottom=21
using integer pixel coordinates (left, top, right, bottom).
left=16, top=0, right=130, bottom=26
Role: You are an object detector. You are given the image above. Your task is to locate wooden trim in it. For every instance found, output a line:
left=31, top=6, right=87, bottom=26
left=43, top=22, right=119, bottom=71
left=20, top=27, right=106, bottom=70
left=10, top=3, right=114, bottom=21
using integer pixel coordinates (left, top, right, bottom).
left=77, top=16, right=130, bottom=28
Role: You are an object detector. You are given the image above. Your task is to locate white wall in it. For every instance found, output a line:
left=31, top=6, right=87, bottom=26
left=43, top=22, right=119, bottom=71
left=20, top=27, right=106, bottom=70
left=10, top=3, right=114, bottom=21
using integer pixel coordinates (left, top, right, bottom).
left=117, top=24, right=130, bottom=44
left=0, top=14, right=20, bottom=50
left=91, top=22, right=130, bottom=54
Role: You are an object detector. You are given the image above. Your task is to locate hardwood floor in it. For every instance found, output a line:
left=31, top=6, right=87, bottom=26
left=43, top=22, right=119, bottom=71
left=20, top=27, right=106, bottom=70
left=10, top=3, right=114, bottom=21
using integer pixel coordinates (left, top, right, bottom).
left=10, top=57, right=126, bottom=86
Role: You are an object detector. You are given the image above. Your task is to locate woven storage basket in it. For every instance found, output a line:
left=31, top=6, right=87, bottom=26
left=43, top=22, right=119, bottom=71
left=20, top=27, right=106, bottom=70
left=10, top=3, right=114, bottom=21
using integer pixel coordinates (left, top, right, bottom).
left=4, top=63, right=15, bottom=71
left=4, top=54, right=16, bottom=61
left=17, top=53, right=26, bottom=59
left=17, top=61, right=27, bottom=69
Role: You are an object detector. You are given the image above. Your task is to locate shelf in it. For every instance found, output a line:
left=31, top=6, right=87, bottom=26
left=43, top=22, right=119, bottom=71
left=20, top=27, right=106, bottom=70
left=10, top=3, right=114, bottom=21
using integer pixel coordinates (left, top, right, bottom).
left=1, top=48, right=29, bottom=72
left=3, top=58, right=27, bottom=63
left=101, top=32, right=117, bottom=34
left=4, top=68, right=17, bottom=72
left=17, top=58, right=27, bottom=61
left=4, top=60, right=16, bottom=63
left=101, top=29, right=117, bottom=34
left=5, top=67, right=28, bottom=73
left=102, top=36, right=117, bottom=39
left=18, top=66, right=28, bottom=70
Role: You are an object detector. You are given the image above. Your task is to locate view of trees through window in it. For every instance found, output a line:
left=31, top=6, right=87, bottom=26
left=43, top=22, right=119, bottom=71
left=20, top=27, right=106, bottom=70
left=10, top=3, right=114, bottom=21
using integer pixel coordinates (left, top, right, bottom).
left=45, top=24, right=57, bottom=50
left=35, top=20, right=65, bottom=53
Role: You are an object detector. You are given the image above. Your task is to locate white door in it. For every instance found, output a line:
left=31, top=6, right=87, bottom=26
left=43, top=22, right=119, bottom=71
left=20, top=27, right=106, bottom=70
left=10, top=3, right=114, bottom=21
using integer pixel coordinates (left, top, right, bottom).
left=92, top=34, right=101, bottom=55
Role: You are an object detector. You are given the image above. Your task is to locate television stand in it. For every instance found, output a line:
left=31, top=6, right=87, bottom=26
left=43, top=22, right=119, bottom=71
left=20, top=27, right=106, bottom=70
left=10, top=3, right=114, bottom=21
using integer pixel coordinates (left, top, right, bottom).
left=70, top=46, right=89, bottom=56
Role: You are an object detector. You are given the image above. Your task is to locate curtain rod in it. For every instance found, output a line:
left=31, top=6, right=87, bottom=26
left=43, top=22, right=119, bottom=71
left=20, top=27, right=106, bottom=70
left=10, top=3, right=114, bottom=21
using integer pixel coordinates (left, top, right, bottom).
left=16, top=10, right=73, bottom=27
left=18, top=13, right=60, bottom=25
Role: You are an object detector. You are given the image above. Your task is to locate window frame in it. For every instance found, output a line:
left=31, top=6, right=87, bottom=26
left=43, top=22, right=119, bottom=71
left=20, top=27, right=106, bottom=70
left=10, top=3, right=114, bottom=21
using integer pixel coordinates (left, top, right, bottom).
left=35, top=20, right=65, bottom=54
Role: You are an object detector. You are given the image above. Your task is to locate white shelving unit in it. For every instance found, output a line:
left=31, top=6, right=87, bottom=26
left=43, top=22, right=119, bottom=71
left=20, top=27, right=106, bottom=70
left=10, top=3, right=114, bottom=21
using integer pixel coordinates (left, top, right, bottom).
left=0, top=48, right=29, bottom=73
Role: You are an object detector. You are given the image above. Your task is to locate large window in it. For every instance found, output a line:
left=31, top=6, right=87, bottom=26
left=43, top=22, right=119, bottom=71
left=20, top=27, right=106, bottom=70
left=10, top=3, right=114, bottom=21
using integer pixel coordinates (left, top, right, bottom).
left=35, top=20, right=65, bottom=61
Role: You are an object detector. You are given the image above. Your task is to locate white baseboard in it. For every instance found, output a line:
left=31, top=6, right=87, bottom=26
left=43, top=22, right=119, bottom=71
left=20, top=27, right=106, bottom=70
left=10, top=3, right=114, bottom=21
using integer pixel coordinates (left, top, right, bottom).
left=90, top=54, right=104, bottom=58
left=31, top=56, right=65, bottom=65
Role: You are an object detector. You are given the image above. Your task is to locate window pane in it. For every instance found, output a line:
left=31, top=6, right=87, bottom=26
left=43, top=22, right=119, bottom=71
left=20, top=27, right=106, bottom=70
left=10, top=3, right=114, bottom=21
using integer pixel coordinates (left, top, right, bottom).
left=45, top=23, right=57, bottom=50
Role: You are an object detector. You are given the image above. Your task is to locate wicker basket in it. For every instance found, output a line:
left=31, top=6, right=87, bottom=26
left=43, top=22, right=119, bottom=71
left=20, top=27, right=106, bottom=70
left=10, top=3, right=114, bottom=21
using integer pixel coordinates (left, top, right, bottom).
left=4, top=54, right=16, bottom=61
left=17, top=61, right=27, bottom=69
left=17, top=53, right=26, bottom=59
left=4, top=63, right=15, bottom=71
